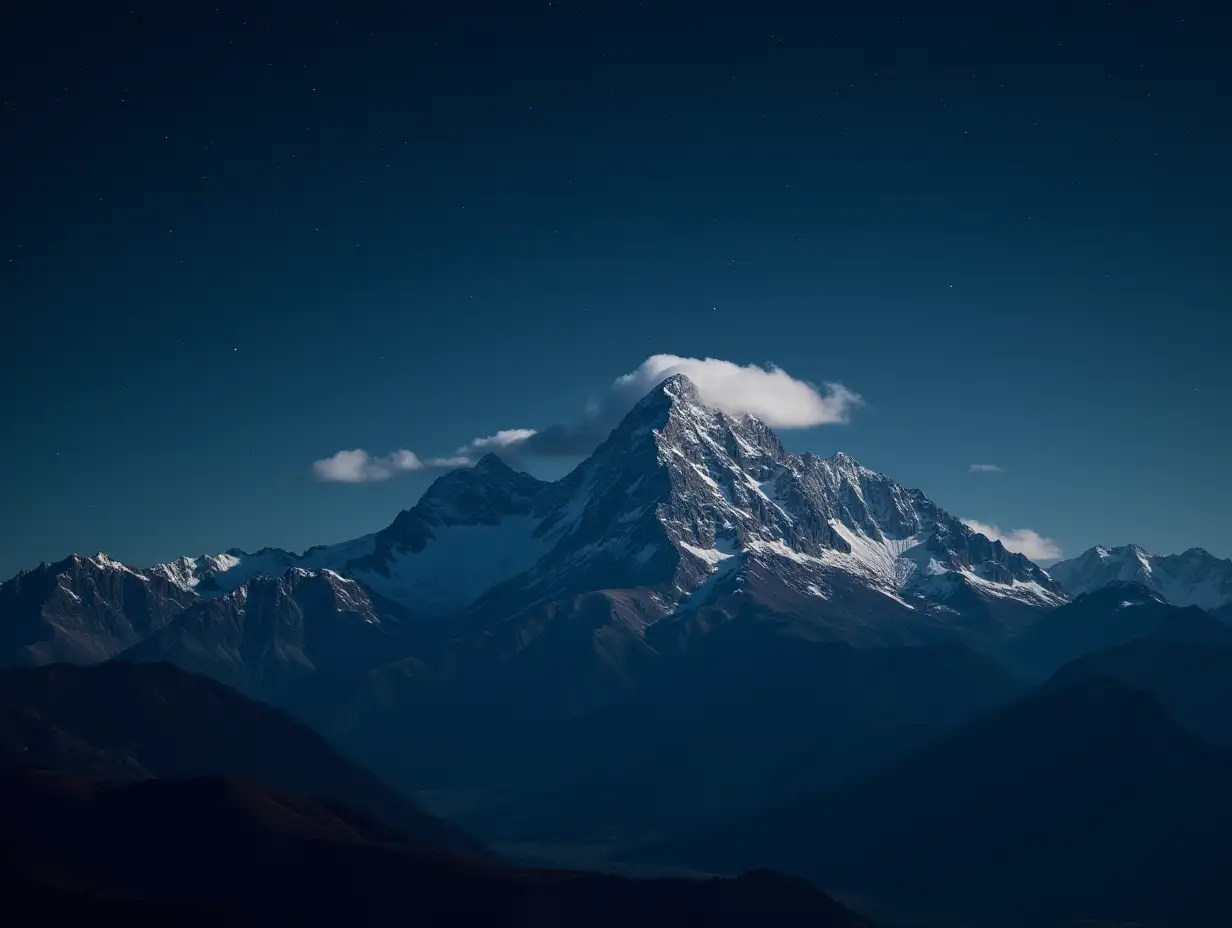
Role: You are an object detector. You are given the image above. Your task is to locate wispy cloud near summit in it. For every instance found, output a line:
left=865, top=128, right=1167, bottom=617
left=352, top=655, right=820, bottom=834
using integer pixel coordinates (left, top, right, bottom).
left=311, top=449, right=471, bottom=484
left=311, top=354, right=862, bottom=482
left=962, top=518, right=1063, bottom=563
left=969, top=463, right=1006, bottom=474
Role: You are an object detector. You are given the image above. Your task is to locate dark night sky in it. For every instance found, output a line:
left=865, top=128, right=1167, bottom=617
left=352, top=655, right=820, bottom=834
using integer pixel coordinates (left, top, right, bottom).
left=1, top=1, right=1230, bottom=577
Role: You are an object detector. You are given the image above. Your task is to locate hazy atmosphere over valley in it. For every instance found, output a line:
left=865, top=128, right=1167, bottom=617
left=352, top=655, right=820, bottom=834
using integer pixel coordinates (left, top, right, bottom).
left=2, top=2, right=1230, bottom=926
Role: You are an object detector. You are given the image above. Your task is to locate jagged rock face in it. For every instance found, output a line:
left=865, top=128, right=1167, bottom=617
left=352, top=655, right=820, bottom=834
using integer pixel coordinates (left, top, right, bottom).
left=0, top=555, right=195, bottom=667
left=375, top=457, right=554, bottom=557
left=122, top=568, right=395, bottom=700
left=1049, top=544, right=1232, bottom=610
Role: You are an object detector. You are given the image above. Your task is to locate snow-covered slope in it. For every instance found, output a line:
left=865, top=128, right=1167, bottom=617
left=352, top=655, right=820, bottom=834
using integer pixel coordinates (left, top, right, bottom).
left=1048, top=545, right=1232, bottom=611
left=150, top=549, right=299, bottom=596
left=148, top=459, right=558, bottom=616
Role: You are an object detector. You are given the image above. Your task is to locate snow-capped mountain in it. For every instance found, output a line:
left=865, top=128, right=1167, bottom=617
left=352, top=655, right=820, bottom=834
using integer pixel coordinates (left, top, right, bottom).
left=1, top=374, right=1070, bottom=674
left=443, top=374, right=1063, bottom=650
left=152, top=374, right=1061, bottom=637
left=1048, top=545, right=1232, bottom=611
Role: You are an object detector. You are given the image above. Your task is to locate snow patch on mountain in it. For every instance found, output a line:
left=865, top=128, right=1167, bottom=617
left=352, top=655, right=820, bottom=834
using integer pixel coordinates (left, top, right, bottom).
left=348, top=517, right=549, bottom=612
left=150, top=549, right=294, bottom=596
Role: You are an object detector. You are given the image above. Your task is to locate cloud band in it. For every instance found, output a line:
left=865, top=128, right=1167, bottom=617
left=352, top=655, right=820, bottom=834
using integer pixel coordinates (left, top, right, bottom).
left=313, top=354, right=862, bottom=482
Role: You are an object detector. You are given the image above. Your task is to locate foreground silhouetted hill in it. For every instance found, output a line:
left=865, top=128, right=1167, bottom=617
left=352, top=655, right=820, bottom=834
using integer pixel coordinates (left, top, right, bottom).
left=0, top=661, right=485, bottom=856
left=0, top=769, right=869, bottom=928
left=0, top=834, right=236, bottom=924
left=641, top=677, right=1232, bottom=926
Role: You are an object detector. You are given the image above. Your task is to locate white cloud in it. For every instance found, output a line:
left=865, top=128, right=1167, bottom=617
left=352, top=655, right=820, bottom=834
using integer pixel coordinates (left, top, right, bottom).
left=969, top=463, right=1005, bottom=474
left=311, top=449, right=468, bottom=483
left=962, top=519, right=1063, bottom=563
left=313, top=355, right=861, bottom=482
left=483, top=354, right=862, bottom=459
left=456, top=428, right=539, bottom=456
left=611, top=355, right=862, bottom=430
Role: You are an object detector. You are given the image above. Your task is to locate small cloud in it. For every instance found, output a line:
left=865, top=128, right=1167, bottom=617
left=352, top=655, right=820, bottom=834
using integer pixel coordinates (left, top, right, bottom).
left=969, top=463, right=1005, bottom=474
left=311, top=449, right=467, bottom=483
left=962, top=518, right=1063, bottom=563
left=456, top=428, right=539, bottom=456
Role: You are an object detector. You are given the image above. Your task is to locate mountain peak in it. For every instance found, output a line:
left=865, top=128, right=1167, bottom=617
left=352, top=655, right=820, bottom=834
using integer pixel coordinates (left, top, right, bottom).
left=599, top=372, right=720, bottom=457
left=1180, top=546, right=1212, bottom=558
left=657, top=371, right=701, bottom=400
left=1051, top=544, right=1232, bottom=610
left=635, top=372, right=702, bottom=412
left=823, top=451, right=866, bottom=472
left=472, top=452, right=514, bottom=474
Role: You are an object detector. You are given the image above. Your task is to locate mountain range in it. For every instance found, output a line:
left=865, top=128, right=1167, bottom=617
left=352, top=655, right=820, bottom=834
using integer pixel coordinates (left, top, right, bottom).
left=2, top=375, right=1067, bottom=677
left=1049, top=543, right=1232, bottom=611
left=8, top=375, right=1230, bottom=700
left=5, top=372, right=1232, bottom=925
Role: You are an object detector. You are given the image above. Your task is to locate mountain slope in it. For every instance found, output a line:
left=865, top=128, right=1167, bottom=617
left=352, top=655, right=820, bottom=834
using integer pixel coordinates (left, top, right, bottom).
left=1049, top=544, right=1232, bottom=609
left=432, top=633, right=1025, bottom=844
left=1051, top=638, right=1232, bottom=744
left=1005, top=581, right=1232, bottom=678
left=0, top=835, right=235, bottom=925
left=0, top=768, right=870, bottom=928
left=119, top=567, right=410, bottom=701
left=646, top=677, right=1232, bottom=925
left=146, top=456, right=560, bottom=617
left=0, top=660, right=484, bottom=856
left=0, top=554, right=195, bottom=667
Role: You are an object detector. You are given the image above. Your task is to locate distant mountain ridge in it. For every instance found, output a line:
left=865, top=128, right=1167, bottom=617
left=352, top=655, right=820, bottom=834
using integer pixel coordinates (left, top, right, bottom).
left=1049, top=544, right=1232, bottom=610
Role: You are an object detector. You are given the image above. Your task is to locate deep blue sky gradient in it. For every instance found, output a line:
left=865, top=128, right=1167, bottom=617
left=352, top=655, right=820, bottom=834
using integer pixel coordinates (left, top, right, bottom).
left=2, top=2, right=1230, bottom=576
